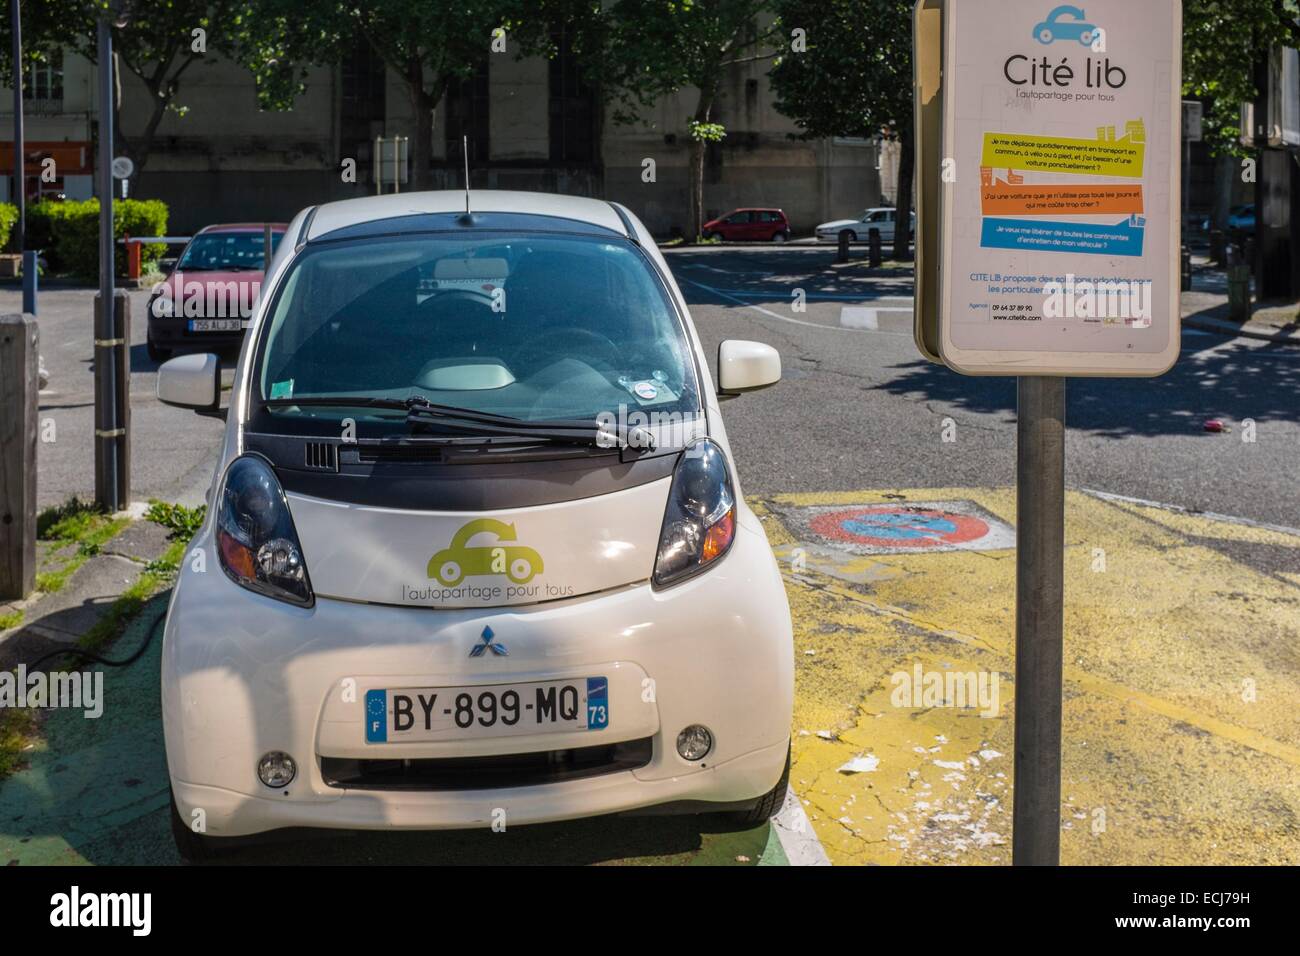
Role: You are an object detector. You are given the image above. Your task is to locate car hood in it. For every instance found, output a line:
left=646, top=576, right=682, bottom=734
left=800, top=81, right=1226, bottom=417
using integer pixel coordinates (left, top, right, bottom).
left=151, top=270, right=266, bottom=318
left=286, top=477, right=673, bottom=609
left=816, top=219, right=860, bottom=231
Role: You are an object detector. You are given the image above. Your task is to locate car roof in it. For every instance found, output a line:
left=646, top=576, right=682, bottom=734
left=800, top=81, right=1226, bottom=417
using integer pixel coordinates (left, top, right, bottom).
left=304, top=191, right=628, bottom=242
left=196, top=223, right=289, bottom=234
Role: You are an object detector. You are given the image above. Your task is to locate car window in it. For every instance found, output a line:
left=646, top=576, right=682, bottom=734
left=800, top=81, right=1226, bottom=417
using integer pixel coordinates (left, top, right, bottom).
left=256, top=233, right=700, bottom=424
left=726, top=212, right=753, bottom=224
left=178, top=232, right=283, bottom=271
left=865, top=211, right=886, bottom=222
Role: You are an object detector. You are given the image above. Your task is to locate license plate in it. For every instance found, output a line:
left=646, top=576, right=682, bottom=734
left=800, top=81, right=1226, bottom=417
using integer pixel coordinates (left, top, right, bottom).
left=365, top=677, right=608, bottom=743
left=187, top=319, right=243, bottom=332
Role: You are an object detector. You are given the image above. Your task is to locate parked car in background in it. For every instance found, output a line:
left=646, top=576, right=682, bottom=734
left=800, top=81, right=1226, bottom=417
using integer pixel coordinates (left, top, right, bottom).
left=701, top=208, right=791, bottom=242
left=815, top=208, right=915, bottom=244
left=146, top=222, right=287, bottom=361
left=1227, top=204, right=1255, bottom=234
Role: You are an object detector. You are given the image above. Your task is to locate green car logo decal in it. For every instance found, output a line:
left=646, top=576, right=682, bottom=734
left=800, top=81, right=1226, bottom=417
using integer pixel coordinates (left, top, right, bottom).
left=427, top=518, right=545, bottom=586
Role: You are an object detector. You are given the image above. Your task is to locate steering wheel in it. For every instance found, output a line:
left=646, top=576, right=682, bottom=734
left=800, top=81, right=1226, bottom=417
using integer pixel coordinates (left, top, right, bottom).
left=513, top=326, right=623, bottom=374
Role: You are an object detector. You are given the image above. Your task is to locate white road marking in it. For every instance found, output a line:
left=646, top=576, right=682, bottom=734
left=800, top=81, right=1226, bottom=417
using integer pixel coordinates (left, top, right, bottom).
left=1081, top=488, right=1300, bottom=537
left=681, top=275, right=911, bottom=334
left=772, top=787, right=832, bottom=866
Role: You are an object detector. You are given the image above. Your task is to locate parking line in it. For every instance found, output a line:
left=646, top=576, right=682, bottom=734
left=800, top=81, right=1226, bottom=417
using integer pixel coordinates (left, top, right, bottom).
left=677, top=276, right=862, bottom=331
left=771, top=788, right=832, bottom=865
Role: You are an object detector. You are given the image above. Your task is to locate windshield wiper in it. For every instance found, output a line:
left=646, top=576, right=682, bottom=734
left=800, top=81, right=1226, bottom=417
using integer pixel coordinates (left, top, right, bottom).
left=262, top=395, right=657, bottom=450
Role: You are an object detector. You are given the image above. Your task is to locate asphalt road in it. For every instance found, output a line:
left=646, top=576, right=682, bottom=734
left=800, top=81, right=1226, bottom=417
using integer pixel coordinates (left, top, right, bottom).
left=2, top=284, right=232, bottom=511
left=666, top=245, right=1300, bottom=530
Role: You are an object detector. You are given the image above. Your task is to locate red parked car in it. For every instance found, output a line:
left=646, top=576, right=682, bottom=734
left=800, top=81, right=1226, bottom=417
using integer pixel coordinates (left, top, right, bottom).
left=146, top=222, right=287, bottom=361
left=702, top=208, right=791, bottom=242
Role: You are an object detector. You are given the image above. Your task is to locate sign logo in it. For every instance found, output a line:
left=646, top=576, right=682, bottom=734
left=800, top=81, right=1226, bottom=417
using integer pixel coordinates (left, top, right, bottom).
left=1032, top=5, right=1100, bottom=45
left=469, top=625, right=508, bottom=658
left=427, top=518, right=544, bottom=586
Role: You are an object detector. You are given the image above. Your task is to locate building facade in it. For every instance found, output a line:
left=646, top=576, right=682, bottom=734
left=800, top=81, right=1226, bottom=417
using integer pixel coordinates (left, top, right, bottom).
left=0, top=36, right=893, bottom=237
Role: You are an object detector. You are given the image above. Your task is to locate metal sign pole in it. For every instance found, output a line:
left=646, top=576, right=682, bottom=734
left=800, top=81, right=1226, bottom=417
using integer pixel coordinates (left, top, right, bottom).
left=1012, top=375, right=1066, bottom=865
left=93, top=13, right=119, bottom=511
left=10, top=0, right=23, bottom=254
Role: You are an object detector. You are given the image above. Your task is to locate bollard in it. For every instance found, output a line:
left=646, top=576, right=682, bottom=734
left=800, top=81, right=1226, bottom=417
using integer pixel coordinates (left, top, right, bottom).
left=1209, top=229, right=1225, bottom=266
left=93, top=290, right=131, bottom=511
left=1180, top=245, right=1192, bottom=291
left=868, top=227, right=883, bottom=267
left=125, top=234, right=142, bottom=280
left=836, top=229, right=851, bottom=263
left=1226, top=245, right=1251, bottom=323
left=21, top=250, right=37, bottom=315
left=0, top=313, right=38, bottom=599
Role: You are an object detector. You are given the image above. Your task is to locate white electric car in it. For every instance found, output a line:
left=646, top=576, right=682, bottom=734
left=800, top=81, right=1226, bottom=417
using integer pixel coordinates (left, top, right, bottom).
left=156, top=190, right=794, bottom=859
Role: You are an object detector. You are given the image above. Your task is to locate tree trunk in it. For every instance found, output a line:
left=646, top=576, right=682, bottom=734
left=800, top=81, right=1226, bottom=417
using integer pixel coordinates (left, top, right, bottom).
left=687, top=83, right=718, bottom=242
left=406, top=62, right=437, bottom=192
left=893, top=126, right=916, bottom=261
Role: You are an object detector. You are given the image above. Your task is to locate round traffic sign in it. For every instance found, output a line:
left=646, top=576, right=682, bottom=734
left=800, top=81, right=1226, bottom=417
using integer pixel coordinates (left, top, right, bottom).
left=111, top=156, right=135, bottom=179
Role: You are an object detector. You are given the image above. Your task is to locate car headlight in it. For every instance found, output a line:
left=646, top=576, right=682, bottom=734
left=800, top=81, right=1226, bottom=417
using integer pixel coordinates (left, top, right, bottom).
left=652, top=439, right=736, bottom=588
left=215, top=455, right=313, bottom=606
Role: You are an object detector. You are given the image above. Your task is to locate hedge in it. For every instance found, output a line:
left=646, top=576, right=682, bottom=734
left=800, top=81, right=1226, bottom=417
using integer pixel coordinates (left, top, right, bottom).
left=0, top=203, right=17, bottom=251
left=27, top=198, right=169, bottom=279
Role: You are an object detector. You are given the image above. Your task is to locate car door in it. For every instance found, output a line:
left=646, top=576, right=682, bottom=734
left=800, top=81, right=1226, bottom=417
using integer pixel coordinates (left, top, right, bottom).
left=724, top=211, right=752, bottom=240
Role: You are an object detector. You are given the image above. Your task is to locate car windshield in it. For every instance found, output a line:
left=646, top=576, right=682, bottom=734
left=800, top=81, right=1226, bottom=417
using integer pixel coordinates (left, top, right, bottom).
left=178, top=231, right=281, bottom=271
left=256, top=232, right=700, bottom=424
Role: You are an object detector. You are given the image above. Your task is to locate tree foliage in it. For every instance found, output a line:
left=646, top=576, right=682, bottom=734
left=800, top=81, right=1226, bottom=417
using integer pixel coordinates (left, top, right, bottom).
left=769, top=0, right=914, bottom=258
left=584, top=0, right=778, bottom=238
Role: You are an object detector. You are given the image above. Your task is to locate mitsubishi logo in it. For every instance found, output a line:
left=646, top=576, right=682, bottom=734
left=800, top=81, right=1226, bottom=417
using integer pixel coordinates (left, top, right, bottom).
left=469, top=625, right=508, bottom=658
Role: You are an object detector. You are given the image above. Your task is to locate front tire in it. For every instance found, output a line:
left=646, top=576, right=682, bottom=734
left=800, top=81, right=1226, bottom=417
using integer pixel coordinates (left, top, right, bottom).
left=170, top=791, right=216, bottom=863
left=147, top=337, right=170, bottom=363
left=728, top=743, right=791, bottom=827
left=772, top=231, right=788, bottom=243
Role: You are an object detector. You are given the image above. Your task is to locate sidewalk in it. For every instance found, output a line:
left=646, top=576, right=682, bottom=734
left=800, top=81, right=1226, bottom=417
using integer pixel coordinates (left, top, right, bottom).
left=0, top=504, right=182, bottom=672
left=1181, top=257, right=1300, bottom=344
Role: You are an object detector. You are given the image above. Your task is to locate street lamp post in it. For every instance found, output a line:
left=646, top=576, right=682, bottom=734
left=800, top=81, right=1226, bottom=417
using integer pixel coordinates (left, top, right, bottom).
left=93, top=8, right=120, bottom=510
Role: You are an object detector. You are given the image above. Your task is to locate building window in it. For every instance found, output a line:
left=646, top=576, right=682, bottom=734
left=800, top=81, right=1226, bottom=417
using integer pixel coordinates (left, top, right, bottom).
left=340, top=40, right=386, bottom=165
left=445, top=62, right=489, bottom=165
left=549, top=26, right=595, bottom=164
left=25, top=50, right=63, bottom=113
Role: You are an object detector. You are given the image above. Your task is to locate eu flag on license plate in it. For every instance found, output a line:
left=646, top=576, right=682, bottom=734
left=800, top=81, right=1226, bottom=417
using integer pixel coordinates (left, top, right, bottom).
left=365, top=689, right=387, bottom=743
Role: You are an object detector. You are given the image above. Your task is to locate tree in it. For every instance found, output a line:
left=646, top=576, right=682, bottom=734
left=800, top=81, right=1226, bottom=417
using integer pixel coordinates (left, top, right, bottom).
left=243, top=0, right=559, bottom=190
left=768, top=0, right=914, bottom=260
left=587, top=0, right=779, bottom=240
left=1183, top=0, right=1300, bottom=154
left=82, top=1, right=247, bottom=194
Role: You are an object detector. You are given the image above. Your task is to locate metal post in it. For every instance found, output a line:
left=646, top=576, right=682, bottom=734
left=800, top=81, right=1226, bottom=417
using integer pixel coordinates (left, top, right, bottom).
left=0, top=313, right=38, bottom=600
left=1012, top=375, right=1066, bottom=866
left=10, top=0, right=24, bottom=253
left=264, top=222, right=272, bottom=269
left=94, top=13, right=120, bottom=511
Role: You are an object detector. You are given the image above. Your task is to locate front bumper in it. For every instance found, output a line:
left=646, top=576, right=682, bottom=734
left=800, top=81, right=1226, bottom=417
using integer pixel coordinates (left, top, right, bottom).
left=162, top=513, right=794, bottom=836
left=146, top=314, right=247, bottom=352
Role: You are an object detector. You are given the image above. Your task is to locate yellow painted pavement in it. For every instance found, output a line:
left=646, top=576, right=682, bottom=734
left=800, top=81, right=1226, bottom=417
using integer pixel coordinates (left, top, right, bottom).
left=752, top=488, right=1300, bottom=865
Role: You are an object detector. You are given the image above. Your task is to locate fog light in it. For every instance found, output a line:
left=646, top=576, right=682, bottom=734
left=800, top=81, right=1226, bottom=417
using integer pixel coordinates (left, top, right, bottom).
left=257, top=751, right=296, bottom=788
left=676, top=725, right=713, bottom=761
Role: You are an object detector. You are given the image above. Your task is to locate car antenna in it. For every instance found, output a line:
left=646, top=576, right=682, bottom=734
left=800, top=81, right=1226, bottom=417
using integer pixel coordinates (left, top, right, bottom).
left=462, top=135, right=472, bottom=215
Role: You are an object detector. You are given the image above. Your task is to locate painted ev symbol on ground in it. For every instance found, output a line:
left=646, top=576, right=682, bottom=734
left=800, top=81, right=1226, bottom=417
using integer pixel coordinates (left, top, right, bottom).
left=812, top=506, right=991, bottom=549
left=775, top=499, right=1016, bottom=556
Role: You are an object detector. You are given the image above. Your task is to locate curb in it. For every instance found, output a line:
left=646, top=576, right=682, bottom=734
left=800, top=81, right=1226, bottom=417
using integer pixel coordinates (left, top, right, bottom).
left=1183, top=314, right=1300, bottom=345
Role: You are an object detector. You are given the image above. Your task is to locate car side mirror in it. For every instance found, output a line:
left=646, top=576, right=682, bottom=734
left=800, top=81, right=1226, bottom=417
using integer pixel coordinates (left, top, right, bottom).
left=717, top=340, right=781, bottom=399
left=157, top=353, right=221, bottom=412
